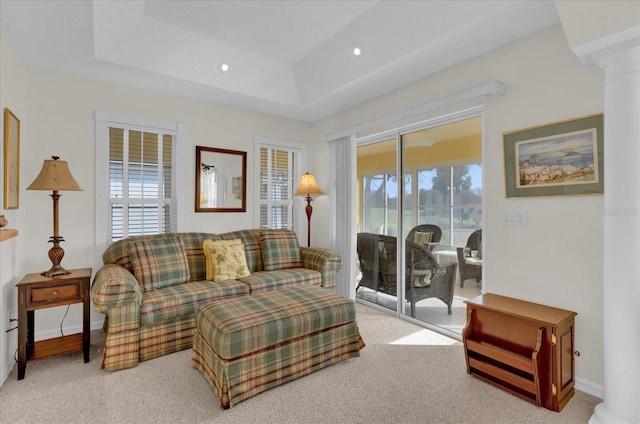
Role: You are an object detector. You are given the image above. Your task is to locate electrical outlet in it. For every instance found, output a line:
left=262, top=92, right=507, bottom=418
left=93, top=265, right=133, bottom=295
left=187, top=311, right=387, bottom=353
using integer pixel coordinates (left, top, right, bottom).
left=5, top=308, right=20, bottom=333
left=7, top=309, right=15, bottom=331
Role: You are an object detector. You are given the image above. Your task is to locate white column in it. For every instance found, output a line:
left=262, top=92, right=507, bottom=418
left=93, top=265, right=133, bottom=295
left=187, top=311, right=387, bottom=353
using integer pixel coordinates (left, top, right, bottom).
left=583, top=32, right=640, bottom=424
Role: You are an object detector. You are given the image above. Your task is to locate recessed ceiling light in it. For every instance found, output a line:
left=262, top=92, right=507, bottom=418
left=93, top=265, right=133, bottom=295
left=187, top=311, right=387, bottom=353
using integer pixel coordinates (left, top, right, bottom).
left=353, top=43, right=363, bottom=56
left=218, top=61, right=230, bottom=72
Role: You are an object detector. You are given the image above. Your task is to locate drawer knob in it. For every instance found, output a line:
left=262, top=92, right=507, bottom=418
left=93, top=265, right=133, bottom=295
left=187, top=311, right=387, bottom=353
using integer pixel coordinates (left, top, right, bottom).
left=51, top=290, right=59, bottom=296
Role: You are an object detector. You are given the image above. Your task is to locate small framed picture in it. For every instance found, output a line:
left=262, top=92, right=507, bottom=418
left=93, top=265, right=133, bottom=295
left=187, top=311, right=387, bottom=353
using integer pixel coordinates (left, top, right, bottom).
left=4, top=108, right=20, bottom=209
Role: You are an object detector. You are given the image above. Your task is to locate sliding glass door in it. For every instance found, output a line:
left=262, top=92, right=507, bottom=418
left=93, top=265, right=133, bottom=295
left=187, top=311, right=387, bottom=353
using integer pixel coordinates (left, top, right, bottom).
left=355, top=116, right=483, bottom=335
left=399, top=118, right=483, bottom=333
left=355, top=139, right=398, bottom=311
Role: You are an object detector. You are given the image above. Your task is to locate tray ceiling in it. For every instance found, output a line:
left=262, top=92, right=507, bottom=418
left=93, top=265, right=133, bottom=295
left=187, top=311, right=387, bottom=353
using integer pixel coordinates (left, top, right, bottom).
left=0, top=1, right=559, bottom=122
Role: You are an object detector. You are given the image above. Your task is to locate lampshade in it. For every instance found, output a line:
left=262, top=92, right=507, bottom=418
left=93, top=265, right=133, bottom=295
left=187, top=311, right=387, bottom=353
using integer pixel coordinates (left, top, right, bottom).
left=27, top=157, right=82, bottom=191
left=294, top=173, right=324, bottom=197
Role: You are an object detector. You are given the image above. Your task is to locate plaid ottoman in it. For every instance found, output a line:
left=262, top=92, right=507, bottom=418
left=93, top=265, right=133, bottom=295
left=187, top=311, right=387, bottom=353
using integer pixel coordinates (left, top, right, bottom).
left=191, top=286, right=365, bottom=408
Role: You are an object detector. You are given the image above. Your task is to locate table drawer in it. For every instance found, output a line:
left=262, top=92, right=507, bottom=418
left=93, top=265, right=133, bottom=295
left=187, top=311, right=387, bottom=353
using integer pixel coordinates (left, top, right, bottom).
left=29, top=282, right=81, bottom=305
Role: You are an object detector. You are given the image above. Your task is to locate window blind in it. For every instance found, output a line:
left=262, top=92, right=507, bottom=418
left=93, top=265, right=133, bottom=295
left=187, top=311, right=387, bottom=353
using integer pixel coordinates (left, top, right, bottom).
left=258, top=146, right=295, bottom=229
left=109, top=126, right=174, bottom=242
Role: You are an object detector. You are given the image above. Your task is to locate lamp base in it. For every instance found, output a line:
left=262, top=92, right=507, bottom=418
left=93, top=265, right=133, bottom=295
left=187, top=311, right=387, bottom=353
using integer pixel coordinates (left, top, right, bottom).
left=43, top=236, right=70, bottom=277
left=42, top=265, right=71, bottom=277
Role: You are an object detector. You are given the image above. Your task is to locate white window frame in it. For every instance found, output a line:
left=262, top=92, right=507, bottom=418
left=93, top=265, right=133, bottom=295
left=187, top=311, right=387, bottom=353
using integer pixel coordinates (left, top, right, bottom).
left=409, top=161, right=482, bottom=245
left=359, top=161, right=482, bottom=241
left=253, top=136, right=305, bottom=239
left=360, top=170, right=398, bottom=236
left=95, top=111, right=185, bottom=270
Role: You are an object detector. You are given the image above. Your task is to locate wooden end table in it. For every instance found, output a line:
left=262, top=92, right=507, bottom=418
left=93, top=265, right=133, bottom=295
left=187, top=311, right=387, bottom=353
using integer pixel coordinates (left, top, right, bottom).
left=16, top=268, right=92, bottom=380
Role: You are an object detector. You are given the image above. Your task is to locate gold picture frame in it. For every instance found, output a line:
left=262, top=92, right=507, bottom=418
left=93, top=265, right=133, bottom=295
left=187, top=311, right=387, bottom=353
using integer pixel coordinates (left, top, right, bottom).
left=503, top=114, right=604, bottom=198
left=4, top=108, right=20, bottom=209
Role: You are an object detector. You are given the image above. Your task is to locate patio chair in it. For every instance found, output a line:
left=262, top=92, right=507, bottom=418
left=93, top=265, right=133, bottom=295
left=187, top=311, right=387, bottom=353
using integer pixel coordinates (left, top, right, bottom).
left=406, top=224, right=442, bottom=252
left=457, top=229, right=482, bottom=287
left=405, top=240, right=457, bottom=316
left=356, top=233, right=381, bottom=294
left=356, top=233, right=397, bottom=296
left=356, top=233, right=456, bottom=316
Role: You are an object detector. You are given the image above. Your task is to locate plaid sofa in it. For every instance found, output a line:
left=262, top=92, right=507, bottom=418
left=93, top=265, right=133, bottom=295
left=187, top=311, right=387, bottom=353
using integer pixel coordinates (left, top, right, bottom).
left=91, top=229, right=342, bottom=372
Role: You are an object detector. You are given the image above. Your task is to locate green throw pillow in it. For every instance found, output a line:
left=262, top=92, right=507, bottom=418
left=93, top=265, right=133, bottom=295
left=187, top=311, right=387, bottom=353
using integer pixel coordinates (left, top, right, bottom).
left=127, top=236, right=190, bottom=292
left=413, top=231, right=433, bottom=245
left=260, top=229, right=303, bottom=271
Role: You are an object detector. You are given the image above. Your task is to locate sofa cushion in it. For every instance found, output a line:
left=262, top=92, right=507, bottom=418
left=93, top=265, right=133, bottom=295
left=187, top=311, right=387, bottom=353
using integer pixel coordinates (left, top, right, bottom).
left=239, top=268, right=321, bottom=293
left=465, top=256, right=483, bottom=266
left=412, top=231, right=433, bottom=245
left=260, top=229, right=303, bottom=271
left=127, top=235, right=190, bottom=292
left=203, top=239, right=251, bottom=281
left=103, top=233, right=172, bottom=273
left=476, top=241, right=483, bottom=260
left=140, top=280, right=250, bottom=325
left=178, top=232, right=222, bottom=281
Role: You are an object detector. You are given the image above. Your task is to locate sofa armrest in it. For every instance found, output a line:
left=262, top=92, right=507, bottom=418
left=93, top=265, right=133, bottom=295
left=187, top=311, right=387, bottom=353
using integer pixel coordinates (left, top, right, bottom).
left=91, top=264, right=142, bottom=333
left=300, top=247, right=342, bottom=289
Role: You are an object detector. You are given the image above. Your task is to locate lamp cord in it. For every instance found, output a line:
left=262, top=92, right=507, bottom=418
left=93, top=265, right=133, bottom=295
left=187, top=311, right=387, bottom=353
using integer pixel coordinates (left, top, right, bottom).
left=7, top=304, right=70, bottom=364
left=60, top=304, right=70, bottom=337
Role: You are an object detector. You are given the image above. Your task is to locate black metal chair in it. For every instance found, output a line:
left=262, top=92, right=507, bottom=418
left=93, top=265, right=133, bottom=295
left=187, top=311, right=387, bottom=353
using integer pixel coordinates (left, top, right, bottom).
left=457, top=229, right=482, bottom=287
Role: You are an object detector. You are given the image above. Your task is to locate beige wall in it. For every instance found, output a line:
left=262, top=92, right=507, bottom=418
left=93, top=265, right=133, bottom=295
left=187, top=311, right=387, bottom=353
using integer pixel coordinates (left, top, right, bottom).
left=1, top=22, right=606, bottom=393
left=315, top=25, right=605, bottom=391
left=0, top=23, right=317, bottom=384
left=0, top=24, right=28, bottom=385
left=22, top=67, right=316, bottom=322
left=554, top=0, right=640, bottom=48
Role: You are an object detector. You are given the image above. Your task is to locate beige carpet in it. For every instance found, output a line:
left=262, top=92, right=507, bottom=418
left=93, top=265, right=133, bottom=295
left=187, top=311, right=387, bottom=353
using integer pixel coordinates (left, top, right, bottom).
left=0, top=304, right=599, bottom=424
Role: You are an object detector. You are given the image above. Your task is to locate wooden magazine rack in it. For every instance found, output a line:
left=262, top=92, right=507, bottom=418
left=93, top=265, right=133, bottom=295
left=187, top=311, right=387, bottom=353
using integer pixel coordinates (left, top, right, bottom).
left=463, top=293, right=577, bottom=412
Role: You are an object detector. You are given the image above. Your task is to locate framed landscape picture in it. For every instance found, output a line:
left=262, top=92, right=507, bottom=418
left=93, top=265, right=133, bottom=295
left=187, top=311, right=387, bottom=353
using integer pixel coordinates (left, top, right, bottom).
left=4, top=108, right=20, bottom=209
left=503, top=114, right=604, bottom=198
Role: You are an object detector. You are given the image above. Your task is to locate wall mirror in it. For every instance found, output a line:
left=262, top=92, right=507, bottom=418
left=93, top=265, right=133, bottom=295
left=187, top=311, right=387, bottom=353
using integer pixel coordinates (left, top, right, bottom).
left=195, top=146, right=246, bottom=212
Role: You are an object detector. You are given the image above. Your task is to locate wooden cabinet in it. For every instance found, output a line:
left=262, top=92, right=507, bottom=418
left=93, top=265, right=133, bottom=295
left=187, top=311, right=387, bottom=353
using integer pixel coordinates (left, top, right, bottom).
left=16, top=268, right=92, bottom=380
left=462, top=293, right=577, bottom=412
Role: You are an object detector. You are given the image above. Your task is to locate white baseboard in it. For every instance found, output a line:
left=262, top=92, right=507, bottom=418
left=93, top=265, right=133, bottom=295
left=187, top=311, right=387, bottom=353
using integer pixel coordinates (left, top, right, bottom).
left=33, top=319, right=105, bottom=341
left=576, top=377, right=604, bottom=399
left=1, top=354, right=15, bottom=388
left=0, top=318, right=105, bottom=388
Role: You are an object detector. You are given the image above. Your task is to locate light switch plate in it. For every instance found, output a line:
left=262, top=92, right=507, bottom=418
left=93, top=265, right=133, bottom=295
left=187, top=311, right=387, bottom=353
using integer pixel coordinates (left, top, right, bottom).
left=502, top=209, right=527, bottom=226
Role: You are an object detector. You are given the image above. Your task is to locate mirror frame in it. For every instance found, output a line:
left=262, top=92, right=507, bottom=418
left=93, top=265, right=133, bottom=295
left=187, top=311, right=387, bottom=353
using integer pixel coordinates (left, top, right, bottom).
left=195, top=146, right=247, bottom=212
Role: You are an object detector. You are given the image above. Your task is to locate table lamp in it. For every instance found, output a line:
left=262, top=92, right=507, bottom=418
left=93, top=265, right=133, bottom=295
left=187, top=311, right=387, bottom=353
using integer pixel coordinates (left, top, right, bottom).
left=294, top=172, right=324, bottom=247
left=27, top=156, right=82, bottom=276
